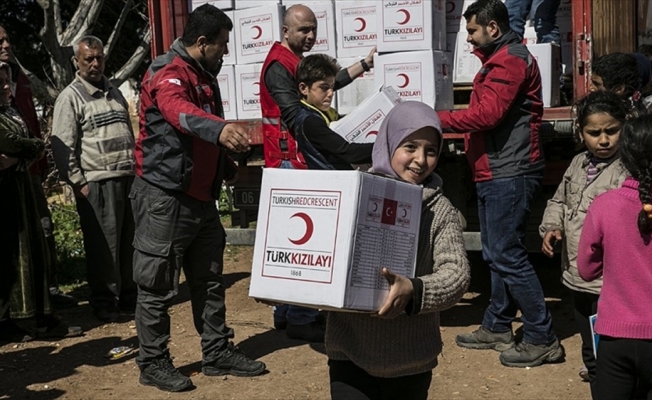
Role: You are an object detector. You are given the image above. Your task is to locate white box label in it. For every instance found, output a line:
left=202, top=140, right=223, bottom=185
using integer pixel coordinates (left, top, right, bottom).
left=262, top=189, right=341, bottom=283
left=383, top=62, right=424, bottom=102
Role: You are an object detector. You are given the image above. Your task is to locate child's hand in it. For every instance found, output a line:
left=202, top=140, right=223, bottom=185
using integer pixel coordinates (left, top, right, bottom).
left=542, top=230, right=563, bottom=258
left=377, top=268, right=414, bottom=319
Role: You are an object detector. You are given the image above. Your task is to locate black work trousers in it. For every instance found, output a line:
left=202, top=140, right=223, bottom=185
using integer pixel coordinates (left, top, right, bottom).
left=329, top=359, right=432, bottom=400
left=76, top=176, right=136, bottom=311
left=130, top=177, right=233, bottom=369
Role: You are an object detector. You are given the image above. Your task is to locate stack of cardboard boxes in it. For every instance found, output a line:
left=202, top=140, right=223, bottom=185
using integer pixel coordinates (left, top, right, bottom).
left=190, top=0, right=565, bottom=123
left=373, top=0, right=454, bottom=111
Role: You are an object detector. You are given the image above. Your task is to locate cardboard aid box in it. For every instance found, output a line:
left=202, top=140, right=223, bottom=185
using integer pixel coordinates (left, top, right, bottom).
left=377, top=0, right=447, bottom=52
left=330, top=86, right=402, bottom=144
left=216, top=65, right=238, bottom=120
left=527, top=43, right=561, bottom=108
left=336, top=1, right=378, bottom=58
left=446, top=31, right=481, bottom=84
left=335, top=57, right=378, bottom=115
left=374, top=50, right=454, bottom=110
left=249, top=169, right=422, bottom=311
left=222, top=11, right=237, bottom=65
left=283, top=0, right=337, bottom=58
left=445, top=0, right=473, bottom=32
left=234, top=5, right=283, bottom=65
left=234, top=63, right=263, bottom=119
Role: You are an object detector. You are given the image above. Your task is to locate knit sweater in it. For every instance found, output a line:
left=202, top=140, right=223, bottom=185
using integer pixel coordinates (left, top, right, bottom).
left=51, top=73, right=135, bottom=187
left=577, top=178, right=652, bottom=339
left=326, top=174, right=471, bottom=378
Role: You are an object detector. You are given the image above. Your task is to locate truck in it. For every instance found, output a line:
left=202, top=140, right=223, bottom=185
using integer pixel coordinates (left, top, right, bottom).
left=146, top=0, right=648, bottom=250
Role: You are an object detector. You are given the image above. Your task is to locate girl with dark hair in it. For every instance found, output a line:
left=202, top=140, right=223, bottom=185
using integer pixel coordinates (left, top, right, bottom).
left=540, top=90, right=630, bottom=384
left=577, top=114, right=652, bottom=400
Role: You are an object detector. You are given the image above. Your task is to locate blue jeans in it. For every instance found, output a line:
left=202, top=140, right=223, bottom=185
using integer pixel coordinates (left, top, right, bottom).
left=476, top=175, right=556, bottom=345
left=505, top=0, right=561, bottom=44
left=274, top=160, right=319, bottom=325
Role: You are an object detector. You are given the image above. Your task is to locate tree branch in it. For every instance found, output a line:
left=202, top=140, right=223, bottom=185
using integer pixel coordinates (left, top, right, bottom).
left=60, top=0, right=105, bottom=47
left=109, top=26, right=151, bottom=87
left=105, top=0, right=134, bottom=61
left=53, top=0, right=63, bottom=37
left=37, top=0, right=62, bottom=58
left=17, top=63, right=59, bottom=105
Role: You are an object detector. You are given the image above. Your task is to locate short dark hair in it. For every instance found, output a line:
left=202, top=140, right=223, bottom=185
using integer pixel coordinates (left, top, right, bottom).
left=182, top=4, right=233, bottom=46
left=296, top=54, right=340, bottom=89
left=463, top=0, right=510, bottom=33
left=619, top=115, right=652, bottom=236
left=593, top=53, right=641, bottom=97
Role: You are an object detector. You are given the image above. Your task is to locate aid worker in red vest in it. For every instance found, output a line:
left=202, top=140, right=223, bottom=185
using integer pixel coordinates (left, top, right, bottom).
left=260, top=4, right=375, bottom=170
left=259, top=4, right=376, bottom=342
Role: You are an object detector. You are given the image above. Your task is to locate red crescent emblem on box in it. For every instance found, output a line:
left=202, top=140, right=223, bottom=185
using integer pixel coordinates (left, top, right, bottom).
left=288, top=212, right=314, bottom=245
left=397, top=9, right=410, bottom=25
left=365, top=130, right=378, bottom=138
left=252, top=25, right=263, bottom=40
left=253, top=82, right=260, bottom=95
left=397, top=73, right=410, bottom=88
left=354, top=17, right=366, bottom=32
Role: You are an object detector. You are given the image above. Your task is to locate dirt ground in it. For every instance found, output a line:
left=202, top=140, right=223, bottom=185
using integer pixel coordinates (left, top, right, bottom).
left=0, top=246, right=591, bottom=400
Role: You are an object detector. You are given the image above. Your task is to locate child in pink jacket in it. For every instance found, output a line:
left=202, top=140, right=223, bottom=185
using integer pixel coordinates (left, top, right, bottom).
left=578, top=114, right=652, bottom=400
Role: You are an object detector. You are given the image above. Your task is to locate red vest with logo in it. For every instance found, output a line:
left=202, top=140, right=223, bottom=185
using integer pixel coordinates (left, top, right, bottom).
left=260, top=42, right=306, bottom=169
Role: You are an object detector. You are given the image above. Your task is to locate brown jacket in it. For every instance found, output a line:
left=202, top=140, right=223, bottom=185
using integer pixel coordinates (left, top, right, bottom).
left=539, top=152, right=627, bottom=294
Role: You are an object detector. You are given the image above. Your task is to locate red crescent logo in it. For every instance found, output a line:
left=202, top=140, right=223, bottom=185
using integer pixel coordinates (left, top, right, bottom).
left=371, top=202, right=378, bottom=212
left=354, top=17, right=366, bottom=32
left=365, top=130, right=378, bottom=138
left=251, top=25, right=263, bottom=40
left=385, top=207, right=394, bottom=217
left=288, top=212, right=314, bottom=245
left=401, top=208, right=407, bottom=218
left=397, top=9, right=410, bottom=25
left=253, top=82, right=260, bottom=96
left=397, top=73, right=410, bottom=88
left=446, top=2, right=455, bottom=13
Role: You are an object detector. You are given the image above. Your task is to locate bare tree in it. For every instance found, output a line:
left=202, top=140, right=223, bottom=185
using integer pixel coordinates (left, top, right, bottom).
left=23, top=0, right=150, bottom=104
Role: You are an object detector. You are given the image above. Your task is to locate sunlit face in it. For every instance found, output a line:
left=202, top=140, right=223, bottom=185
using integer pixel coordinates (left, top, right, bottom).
left=200, top=29, right=230, bottom=73
left=0, top=68, right=10, bottom=104
left=284, top=10, right=317, bottom=55
left=0, top=27, right=12, bottom=63
left=466, top=16, right=495, bottom=49
left=580, top=112, right=622, bottom=159
left=590, top=74, right=605, bottom=92
left=391, top=127, right=441, bottom=184
left=300, top=78, right=335, bottom=112
left=75, top=42, right=105, bottom=83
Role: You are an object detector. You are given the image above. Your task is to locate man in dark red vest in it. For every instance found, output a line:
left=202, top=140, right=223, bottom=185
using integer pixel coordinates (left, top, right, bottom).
left=259, top=4, right=376, bottom=342
left=260, top=5, right=374, bottom=170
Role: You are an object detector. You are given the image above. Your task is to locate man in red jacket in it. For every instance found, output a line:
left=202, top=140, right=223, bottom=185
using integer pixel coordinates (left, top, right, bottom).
left=437, top=0, right=562, bottom=368
left=133, top=5, right=265, bottom=392
left=259, top=4, right=375, bottom=342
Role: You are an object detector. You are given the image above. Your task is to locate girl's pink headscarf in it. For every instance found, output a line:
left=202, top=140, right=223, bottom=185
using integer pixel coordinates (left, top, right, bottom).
left=371, top=101, right=443, bottom=179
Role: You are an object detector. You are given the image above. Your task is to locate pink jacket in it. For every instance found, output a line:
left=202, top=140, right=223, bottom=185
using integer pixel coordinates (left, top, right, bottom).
left=578, top=177, right=652, bottom=339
